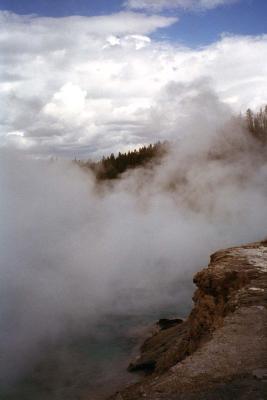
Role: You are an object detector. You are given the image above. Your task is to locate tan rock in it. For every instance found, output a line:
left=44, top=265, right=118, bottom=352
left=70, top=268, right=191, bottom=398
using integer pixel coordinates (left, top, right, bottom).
left=109, top=240, right=267, bottom=400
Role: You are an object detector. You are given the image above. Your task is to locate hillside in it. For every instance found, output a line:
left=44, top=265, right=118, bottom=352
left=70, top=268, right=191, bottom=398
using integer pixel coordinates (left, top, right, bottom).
left=109, top=240, right=267, bottom=400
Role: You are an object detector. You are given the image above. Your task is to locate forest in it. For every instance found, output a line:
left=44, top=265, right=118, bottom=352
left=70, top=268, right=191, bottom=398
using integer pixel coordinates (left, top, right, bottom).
left=77, top=107, right=267, bottom=181
left=77, top=141, right=169, bottom=180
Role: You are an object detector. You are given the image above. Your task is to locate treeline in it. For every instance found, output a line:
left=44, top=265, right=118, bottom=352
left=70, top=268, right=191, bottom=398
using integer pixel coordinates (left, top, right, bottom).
left=76, top=106, right=267, bottom=181
left=246, top=106, right=267, bottom=144
left=78, top=141, right=169, bottom=180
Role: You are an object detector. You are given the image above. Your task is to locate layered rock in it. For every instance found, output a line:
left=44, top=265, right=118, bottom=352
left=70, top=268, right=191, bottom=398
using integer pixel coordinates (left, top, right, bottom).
left=109, top=241, right=267, bottom=400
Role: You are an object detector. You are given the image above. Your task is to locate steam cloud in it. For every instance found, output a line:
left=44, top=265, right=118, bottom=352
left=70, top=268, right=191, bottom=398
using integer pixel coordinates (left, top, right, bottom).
left=1, top=86, right=267, bottom=388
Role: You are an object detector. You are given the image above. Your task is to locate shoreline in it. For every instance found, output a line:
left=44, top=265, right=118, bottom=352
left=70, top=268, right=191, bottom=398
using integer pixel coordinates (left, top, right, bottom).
left=109, top=240, right=267, bottom=400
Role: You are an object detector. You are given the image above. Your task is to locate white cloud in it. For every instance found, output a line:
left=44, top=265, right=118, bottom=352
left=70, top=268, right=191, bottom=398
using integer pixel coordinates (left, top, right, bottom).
left=43, top=83, right=87, bottom=119
left=125, top=0, right=238, bottom=12
left=0, top=10, right=267, bottom=158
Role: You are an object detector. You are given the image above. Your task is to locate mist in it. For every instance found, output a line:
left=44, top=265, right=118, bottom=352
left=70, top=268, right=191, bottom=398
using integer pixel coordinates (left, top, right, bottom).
left=1, top=89, right=267, bottom=393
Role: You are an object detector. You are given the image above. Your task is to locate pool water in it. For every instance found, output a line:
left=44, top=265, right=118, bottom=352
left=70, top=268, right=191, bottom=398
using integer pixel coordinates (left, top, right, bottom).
left=0, top=289, right=192, bottom=400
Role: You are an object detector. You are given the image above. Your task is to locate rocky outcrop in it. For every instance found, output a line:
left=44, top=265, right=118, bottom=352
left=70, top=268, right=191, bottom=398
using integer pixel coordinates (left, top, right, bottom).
left=109, top=240, right=267, bottom=399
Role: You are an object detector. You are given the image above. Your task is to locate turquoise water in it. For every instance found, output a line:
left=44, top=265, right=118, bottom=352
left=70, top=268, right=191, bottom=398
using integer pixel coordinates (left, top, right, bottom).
left=0, top=316, right=140, bottom=400
left=0, top=290, right=193, bottom=400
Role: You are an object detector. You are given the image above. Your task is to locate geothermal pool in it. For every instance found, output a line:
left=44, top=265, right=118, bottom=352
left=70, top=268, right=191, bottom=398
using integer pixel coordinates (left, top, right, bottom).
left=1, top=299, right=192, bottom=400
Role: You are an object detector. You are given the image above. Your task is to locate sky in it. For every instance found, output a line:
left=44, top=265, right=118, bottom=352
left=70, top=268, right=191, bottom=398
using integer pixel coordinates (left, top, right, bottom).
left=0, top=0, right=267, bottom=158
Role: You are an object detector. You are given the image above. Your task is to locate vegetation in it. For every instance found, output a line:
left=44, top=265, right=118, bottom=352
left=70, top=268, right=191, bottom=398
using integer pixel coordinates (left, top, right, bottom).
left=78, top=141, right=169, bottom=180
left=75, top=105, right=267, bottom=181
left=246, top=105, right=267, bottom=144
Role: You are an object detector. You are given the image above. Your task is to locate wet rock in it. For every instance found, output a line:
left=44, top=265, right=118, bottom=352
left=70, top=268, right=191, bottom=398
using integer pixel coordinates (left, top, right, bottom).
left=128, top=358, right=156, bottom=372
left=157, top=318, right=183, bottom=330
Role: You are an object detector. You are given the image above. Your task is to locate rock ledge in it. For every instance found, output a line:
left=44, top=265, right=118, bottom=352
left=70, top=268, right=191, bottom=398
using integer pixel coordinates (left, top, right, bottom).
left=109, top=241, right=267, bottom=400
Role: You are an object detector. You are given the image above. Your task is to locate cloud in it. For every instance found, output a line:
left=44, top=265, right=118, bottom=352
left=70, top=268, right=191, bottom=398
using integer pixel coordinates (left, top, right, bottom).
left=0, top=11, right=267, bottom=158
left=125, top=0, right=239, bottom=12
left=0, top=10, right=177, bottom=38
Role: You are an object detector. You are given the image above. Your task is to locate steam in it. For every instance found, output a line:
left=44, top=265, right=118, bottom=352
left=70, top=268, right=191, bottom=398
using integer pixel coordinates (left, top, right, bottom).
left=1, top=88, right=267, bottom=388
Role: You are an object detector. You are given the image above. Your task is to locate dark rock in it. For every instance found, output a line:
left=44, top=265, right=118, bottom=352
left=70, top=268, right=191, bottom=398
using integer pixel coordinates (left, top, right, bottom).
left=128, top=358, right=156, bottom=372
left=157, top=318, right=183, bottom=330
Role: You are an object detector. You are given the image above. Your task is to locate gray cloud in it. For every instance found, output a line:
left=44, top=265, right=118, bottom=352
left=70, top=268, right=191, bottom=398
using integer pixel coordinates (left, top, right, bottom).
left=1, top=11, right=267, bottom=159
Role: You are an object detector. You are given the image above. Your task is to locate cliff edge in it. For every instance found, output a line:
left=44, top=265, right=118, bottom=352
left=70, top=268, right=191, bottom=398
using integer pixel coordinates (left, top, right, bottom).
left=109, top=241, right=267, bottom=400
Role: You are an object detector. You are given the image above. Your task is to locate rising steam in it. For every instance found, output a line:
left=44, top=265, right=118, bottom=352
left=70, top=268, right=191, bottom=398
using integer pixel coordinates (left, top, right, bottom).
left=0, top=88, right=267, bottom=388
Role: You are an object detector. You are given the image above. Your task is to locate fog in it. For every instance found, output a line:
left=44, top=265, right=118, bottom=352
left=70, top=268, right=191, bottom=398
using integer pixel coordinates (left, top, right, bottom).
left=1, top=90, right=267, bottom=392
